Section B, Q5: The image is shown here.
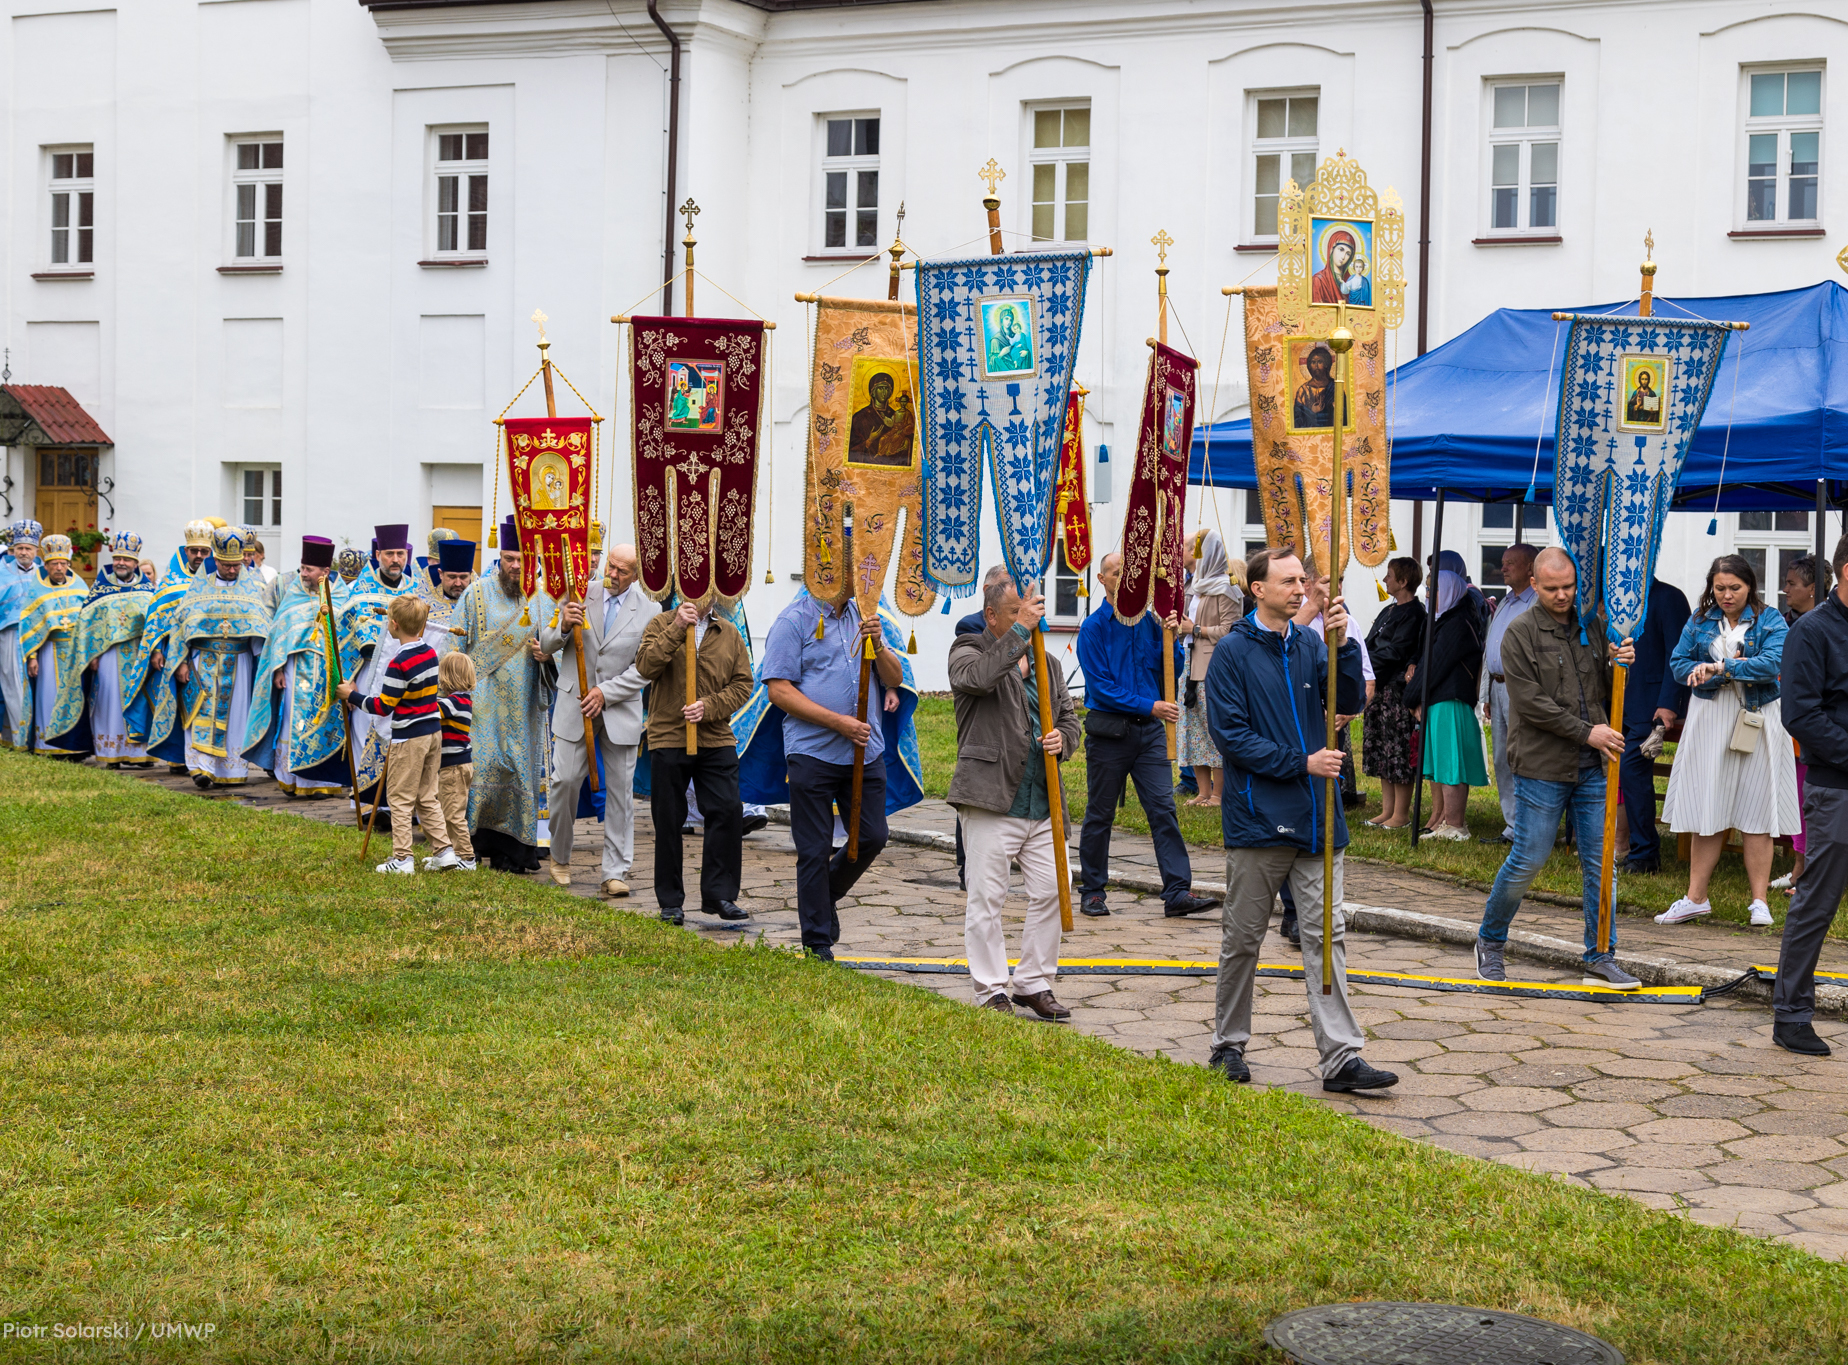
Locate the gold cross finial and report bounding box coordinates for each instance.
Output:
[1838,240,1848,277]
[1644,228,1655,259]
[680,198,700,238]
[978,159,1006,198]
[531,308,548,344]
[1151,229,1173,264]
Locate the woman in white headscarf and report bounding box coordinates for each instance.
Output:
[1402,567,1488,840]
[1178,528,1243,806]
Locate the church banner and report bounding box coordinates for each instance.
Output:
[503,416,595,602]
[1553,314,1733,641]
[1113,343,1195,625]
[1055,389,1092,574]
[628,316,766,608]
[914,249,1090,593]
[803,296,936,620]
[1243,287,1392,572]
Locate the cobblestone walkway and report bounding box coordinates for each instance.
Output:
[132,767,1848,1261]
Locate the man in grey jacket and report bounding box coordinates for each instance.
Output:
[541,543,650,898]
[947,576,1081,1020]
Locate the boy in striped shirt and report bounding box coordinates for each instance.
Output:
[434,651,477,872]
[338,595,453,873]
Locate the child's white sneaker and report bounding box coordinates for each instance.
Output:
[423,847,460,872]
[375,856,415,875]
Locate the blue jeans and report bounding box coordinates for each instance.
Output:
[1480,770,1616,964]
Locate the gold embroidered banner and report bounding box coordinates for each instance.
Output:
[804,296,935,620]
[1243,287,1391,570]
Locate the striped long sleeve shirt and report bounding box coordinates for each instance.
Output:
[356,641,441,739]
[438,692,472,767]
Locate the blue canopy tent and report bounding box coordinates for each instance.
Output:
[1189,281,1848,512]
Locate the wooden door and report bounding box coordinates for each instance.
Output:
[35,449,99,576]
[431,504,482,570]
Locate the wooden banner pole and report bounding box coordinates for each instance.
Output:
[1154,230,1178,761]
[680,201,701,755]
[1325,305,1354,997]
[322,578,362,824]
[361,743,393,864]
[535,315,598,794]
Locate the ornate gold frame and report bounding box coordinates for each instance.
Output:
[1276,151,1405,342]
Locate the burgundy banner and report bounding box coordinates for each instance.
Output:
[628,316,766,606]
[503,416,595,602]
[1113,342,1196,625]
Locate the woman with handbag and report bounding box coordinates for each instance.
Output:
[1362,556,1427,828]
[1178,529,1242,807]
[1658,554,1799,927]
[1402,567,1488,840]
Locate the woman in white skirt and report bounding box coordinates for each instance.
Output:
[1658,554,1798,928]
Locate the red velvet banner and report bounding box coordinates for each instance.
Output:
[1054,389,1091,572]
[628,316,766,606]
[1113,342,1196,625]
[503,415,595,601]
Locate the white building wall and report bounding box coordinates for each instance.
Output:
[3,0,1844,686]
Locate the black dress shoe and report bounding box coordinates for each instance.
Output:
[1623,858,1662,876]
[1478,834,1513,845]
[681,823,697,835]
[1011,990,1072,1022]
[192,773,213,790]
[1323,1057,1400,1092]
[705,900,750,921]
[1774,1021,1833,1057]
[1080,896,1110,918]
[1280,910,1301,949]
[740,813,769,836]
[1165,892,1223,918]
[658,907,685,926]
[1208,1045,1250,1083]
[806,946,836,963]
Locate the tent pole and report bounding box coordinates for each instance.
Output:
[1410,488,1444,849]
[1818,479,1828,596]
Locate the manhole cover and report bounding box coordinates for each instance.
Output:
[1264,1302,1623,1364]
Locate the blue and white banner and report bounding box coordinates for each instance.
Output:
[915,250,1090,595]
[1553,315,1732,641]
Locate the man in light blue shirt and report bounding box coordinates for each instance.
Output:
[1477,544,1538,842]
[762,594,905,959]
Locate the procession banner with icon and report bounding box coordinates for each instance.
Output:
[1113,343,1196,625]
[803,295,936,620]
[1054,389,1092,576]
[914,249,1091,593]
[628,316,768,608]
[503,416,596,602]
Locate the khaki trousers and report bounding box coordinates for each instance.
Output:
[386,732,448,862]
[438,765,475,862]
[961,806,1063,1002]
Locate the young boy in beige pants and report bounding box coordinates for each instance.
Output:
[434,651,477,871]
[338,595,451,873]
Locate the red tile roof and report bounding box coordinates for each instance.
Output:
[0,385,112,445]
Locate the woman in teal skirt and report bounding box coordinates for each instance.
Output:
[1401,569,1487,840]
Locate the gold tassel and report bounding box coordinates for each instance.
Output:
[519,600,530,626]
[589,524,602,553]
[1388,529,1398,552]
[488,526,499,549]
[907,630,917,655]
[764,568,774,584]
[1075,578,1089,598]
[814,611,825,641]
[1376,578,1390,602]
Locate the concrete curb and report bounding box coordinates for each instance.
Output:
[763,805,1847,1016]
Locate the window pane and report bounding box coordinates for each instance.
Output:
[1493,85,1526,128]
[1254,153,1279,196]
[1739,511,1772,531]
[1032,202,1055,242]
[1791,130,1820,173]
[854,117,878,155]
[1529,141,1558,183]
[1530,184,1557,229]
[1481,547,1508,585]
[824,210,845,249]
[1287,96,1317,137]
[1739,546,1768,590]
[1775,510,1810,533]
[1254,194,1278,237]
[1063,107,1090,148]
[1054,568,1078,618]
[1064,161,1088,204]
[1289,151,1316,189]
[825,170,846,210]
[856,169,878,210]
[53,153,73,179]
[237,220,255,258]
[438,175,458,214]
[78,227,92,263]
[1492,186,1517,230]
[1033,161,1055,203]
[1064,201,1087,241]
[467,174,487,213]
[265,181,283,220]
[1491,142,1519,186]
[76,151,93,178]
[1256,98,1286,139]
[855,209,877,247]
[263,141,283,169]
[1791,174,1818,222]
[1787,69,1822,116]
[467,209,486,253]
[464,131,488,160]
[52,192,70,228]
[1749,72,1785,117]
[826,119,851,157]
[1790,130,1819,219]
[1526,83,1559,127]
[1746,133,1778,220]
[1482,504,1514,528]
[237,143,259,171]
[438,213,456,253]
[264,217,282,257]
[439,133,463,161]
[1034,109,1060,148]
[51,229,68,265]
[271,470,282,527]
[77,192,92,228]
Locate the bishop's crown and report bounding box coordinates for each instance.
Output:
[4,519,43,547]
[39,534,74,563]
[109,530,143,557]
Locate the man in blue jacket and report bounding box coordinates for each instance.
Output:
[1075,552,1222,920]
[1619,577,1692,873]
[1203,546,1398,1093]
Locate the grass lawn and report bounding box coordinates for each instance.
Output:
[5,755,1845,1360]
[913,697,1805,937]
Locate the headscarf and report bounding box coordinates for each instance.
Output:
[1434,569,1468,617]
[1435,549,1469,579]
[1188,529,1235,604]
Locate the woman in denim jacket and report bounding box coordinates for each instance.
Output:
[1657,554,1800,928]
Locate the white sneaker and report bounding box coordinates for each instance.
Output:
[375,856,415,875]
[1750,900,1774,927]
[1654,897,1711,925]
[1431,825,1471,842]
[1770,873,1794,891]
[456,857,478,872]
[423,847,460,872]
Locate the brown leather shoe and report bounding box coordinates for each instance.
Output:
[601,879,630,898]
[1011,990,1072,1022]
[981,994,1015,1015]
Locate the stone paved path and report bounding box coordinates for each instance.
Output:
[129,766,1848,1261]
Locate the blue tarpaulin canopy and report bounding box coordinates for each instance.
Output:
[1189,281,1848,510]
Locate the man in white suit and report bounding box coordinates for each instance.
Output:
[542,542,650,897]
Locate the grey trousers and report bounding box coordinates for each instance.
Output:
[548,730,638,880]
[1489,680,1516,835]
[1212,847,1366,1077]
[1774,785,1848,1024]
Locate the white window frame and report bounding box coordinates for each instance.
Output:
[1483,79,1562,238]
[1738,64,1824,230]
[1245,89,1319,246]
[814,112,880,255]
[238,465,283,537]
[45,144,95,269]
[1734,510,1815,612]
[429,125,489,260]
[229,135,284,263]
[1037,540,1092,626]
[1026,101,1091,246]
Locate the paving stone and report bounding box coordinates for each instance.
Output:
[1654,1094,1763,1120]
[1722,1133,1847,1163]
[1683,1186,1816,1217]
[1627,1117,1754,1144]
[1422,1134,1519,1160]
[1587,1166,1713,1195]
[1684,1209,1797,1237]
[1492,1062,1602,1088]
[1500,1150,1613,1176]
[1569,1077,1681,1103]
[1415,1051,1522,1075]
[1593,1058,1701,1080]
[1611,1143,1726,1170]
[1782,1231,1848,1259]
[1787,1207,1848,1236]
[1431,1111,1547,1139]
[1455,1086,1574,1114]
[1546,1102,1659,1129]
[1703,1159,1840,1192]
[1513,1128,1637,1155]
